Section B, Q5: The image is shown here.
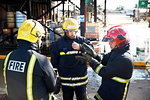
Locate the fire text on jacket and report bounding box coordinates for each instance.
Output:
[8,60,26,72]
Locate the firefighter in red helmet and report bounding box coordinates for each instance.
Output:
[76,25,134,100]
[103,25,130,47]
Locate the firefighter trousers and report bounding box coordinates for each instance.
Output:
[62,85,87,100]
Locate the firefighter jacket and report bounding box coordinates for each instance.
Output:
[89,44,134,100]
[3,40,57,100]
[51,34,93,87]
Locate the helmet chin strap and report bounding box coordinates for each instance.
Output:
[35,38,41,53]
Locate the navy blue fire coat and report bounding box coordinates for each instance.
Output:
[3,40,57,100]
[51,35,93,87]
[89,44,134,100]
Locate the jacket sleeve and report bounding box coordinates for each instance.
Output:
[95,55,101,62]
[50,42,60,70]
[41,57,57,93]
[90,55,132,78]
[101,52,112,66]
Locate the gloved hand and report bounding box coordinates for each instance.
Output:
[75,53,92,62]
[83,43,97,58]
[54,77,61,94]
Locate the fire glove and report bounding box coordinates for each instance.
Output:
[75,53,92,62]
[54,77,61,94]
[83,43,97,58]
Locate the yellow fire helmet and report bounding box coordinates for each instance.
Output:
[62,18,79,31]
[17,19,45,43]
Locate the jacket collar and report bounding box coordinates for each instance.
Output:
[112,43,130,53]
[17,40,38,51]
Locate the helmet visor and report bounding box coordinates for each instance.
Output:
[102,35,113,42]
[65,29,78,32]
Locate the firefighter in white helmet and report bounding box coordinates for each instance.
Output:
[3,19,57,100]
[51,18,94,100]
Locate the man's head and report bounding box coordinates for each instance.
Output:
[102,25,130,49]
[17,19,45,47]
[62,18,79,39]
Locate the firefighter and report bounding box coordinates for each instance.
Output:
[76,25,134,100]
[51,18,93,100]
[3,19,57,100]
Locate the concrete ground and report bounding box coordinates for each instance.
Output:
[126,80,150,100]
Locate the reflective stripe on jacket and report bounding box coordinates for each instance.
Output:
[60,51,82,55]
[94,64,130,83]
[60,75,88,87]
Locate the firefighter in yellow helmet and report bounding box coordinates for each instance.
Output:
[3,19,57,100]
[51,18,94,100]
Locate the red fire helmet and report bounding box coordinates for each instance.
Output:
[102,25,130,47]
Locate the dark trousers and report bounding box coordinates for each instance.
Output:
[62,85,87,100]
